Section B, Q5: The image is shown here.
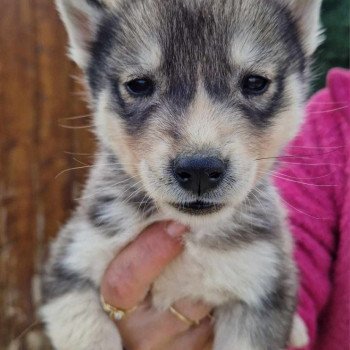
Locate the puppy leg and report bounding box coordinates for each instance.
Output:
[214,296,295,350]
[41,289,123,350]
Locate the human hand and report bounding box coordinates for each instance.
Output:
[101,221,214,350]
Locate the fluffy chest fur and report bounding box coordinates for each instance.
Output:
[152,239,280,309]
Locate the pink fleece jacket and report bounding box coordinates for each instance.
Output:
[276,68,350,350]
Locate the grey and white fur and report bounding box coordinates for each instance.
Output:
[41,0,323,349]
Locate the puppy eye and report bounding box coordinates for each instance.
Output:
[242,75,270,95]
[125,78,154,97]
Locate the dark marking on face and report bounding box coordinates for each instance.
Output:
[159,3,199,107]
[270,2,308,73]
[87,195,118,230]
[86,0,105,9]
[41,263,95,303]
[87,188,156,233]
[110,77,162,134]
[237,74,286,127]
[117,174,158,218]
[87,14,121,96]
[86,152,158,227]
[124,190,157,218]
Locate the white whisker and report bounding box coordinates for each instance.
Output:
[308,105,348,114]
[279,196,331,220]
[264,169,336,181]
[59,124,94,130]
[55,165,96,179]
[257,171,337,187]
[59,114,92,121]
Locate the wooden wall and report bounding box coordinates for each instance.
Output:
[0,1,95,348]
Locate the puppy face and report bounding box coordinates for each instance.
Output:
[58,0,322,221]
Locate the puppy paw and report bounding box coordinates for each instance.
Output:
[289,314,309,348]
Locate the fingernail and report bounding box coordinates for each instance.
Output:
[165,221,188,237]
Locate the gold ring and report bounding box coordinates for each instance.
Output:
[169,305,200,327]
[100,295,138,321]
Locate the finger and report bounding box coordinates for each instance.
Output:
[101,221,188,310]
[118,299,212,348]
[165,318,214,350]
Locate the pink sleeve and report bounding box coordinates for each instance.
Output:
[275,88,344,349]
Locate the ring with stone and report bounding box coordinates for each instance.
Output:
[100,295,138,322]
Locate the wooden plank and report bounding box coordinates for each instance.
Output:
[34,0,76,242]
[0,1,39,347]
[0,0,95,348]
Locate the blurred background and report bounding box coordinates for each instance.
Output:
[0,0,349,349]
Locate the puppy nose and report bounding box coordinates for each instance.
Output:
[173,156,227,195]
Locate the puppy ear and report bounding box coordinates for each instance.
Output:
[56,0,118,68]
[284,0,323,55]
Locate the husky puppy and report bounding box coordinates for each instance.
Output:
[41,0,322,349]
